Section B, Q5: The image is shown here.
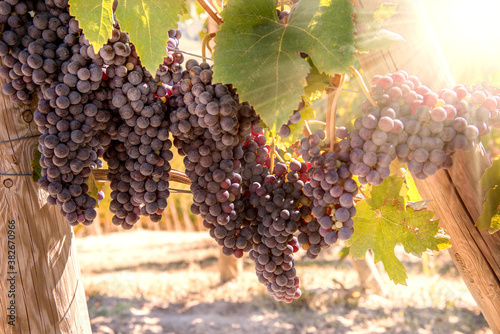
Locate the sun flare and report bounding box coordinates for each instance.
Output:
[424,0,500,84]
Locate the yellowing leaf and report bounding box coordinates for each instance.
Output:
[404,171,422,201]
[435,228,452,251]
[480,158,500,192]
[373,2,397,22]
[69,0,114,50]
[115,0,187,75]
[477,159,500,233]
[303,57,331,103]
[86,170,100,207]
[476,186,500,234]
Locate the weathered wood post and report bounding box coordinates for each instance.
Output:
[0,81,91,332]
[356,0,500,332]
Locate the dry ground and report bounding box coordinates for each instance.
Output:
[75,230,491,334]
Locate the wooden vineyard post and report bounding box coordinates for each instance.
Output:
[352,252,386,296]
[0,85,91,331]
[355,0,500,331]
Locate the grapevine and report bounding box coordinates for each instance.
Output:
[1,0,499,304]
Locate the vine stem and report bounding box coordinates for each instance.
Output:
[330,73,347,152]
[273,148,285,163]
[326,86,362,94]
[348,66,377,107]
[197,0,223,25]
[325,77,334,144]
[168,188,193,194]
[202,33,216,62]
[357,185,368,200]
[303,121,313,137]
[270,136,276,172]
[92,169,191,185]
[326,73,346,152]
[167,47,213,61]
[307,120,327,126]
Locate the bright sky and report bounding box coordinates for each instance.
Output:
[424,0,500,85]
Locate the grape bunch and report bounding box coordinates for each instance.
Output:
[298,128,357,257]
[167,59,260,257]
[104,143,141,229]
[247,161,306,302]
[96,29,173,228]
[0,0,179,227]
[347,102,398,185]
[348,70,500,184]
[240,132,271,186]
[0,0,50,105]
[29,0,113,225]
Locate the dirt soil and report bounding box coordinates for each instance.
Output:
[75,230,492,334]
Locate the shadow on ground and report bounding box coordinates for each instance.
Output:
[87,255,219,274]
[88,293,490,334]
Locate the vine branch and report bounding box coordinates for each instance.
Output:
[307,120,326,126]
[92,169,191,185]
[303,121,312,137]
[167,47,213,61]
[270,136,276,172]
[202,33,216,62]
[327,73,347,151]
[348,66,377,107]
[198,0,224,25]
[273,148,285,163]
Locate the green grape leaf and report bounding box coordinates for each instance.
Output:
[115,0,187,75]
[68,0,114,50]
[213,0,355,133]
[355,28,404,53]
[303,58,332,103]
[31,148,42,182]
[348,175,451,285]
[401,208,450,256]
[348,200,408,284]
[476,186,500,234]
[86,170,100,207]
[480,159,500,192]
[373,2,398,22]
